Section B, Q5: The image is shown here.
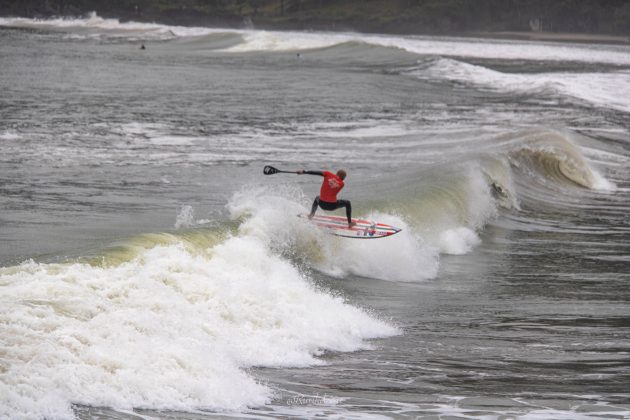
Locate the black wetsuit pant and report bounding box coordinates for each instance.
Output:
[310,196,352,224]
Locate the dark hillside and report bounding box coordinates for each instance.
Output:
[1,0,629,35]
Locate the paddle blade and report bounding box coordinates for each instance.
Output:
[263,165,279,175]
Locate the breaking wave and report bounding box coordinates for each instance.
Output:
[504,130,617,191]
[0,124,618,419]
[0,203,399,418]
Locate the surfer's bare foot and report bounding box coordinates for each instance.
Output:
[308,214,314,220]
[348,221,357,228]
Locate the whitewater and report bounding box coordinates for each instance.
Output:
[1,13,629,420]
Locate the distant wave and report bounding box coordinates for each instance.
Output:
[415,58,630,113]
[0,12,233,41]
[2,13,630,65]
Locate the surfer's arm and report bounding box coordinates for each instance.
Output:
[297,170,324,176]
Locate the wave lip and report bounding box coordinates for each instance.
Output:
[505,130,617,191]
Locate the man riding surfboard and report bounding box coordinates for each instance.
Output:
[297,169,356,228]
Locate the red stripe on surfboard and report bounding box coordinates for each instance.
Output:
[309,221,400,234]
[308,215,397,229]
[298,214,401,237]
[315,224,396,237]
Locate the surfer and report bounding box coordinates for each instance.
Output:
[297,169,356,227]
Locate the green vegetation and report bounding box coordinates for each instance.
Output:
[2,0,629,35]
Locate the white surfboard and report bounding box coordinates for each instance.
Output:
[298,214,401,239]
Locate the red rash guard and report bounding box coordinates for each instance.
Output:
[320,171,344,203]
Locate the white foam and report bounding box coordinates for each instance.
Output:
[438,227,482,255]
[0,131,21,141]
[422,59,630,113]
[579,149,622,191]
[382,35,630,65]
[589,169,617,192]
[0,213,397,418]
[223,30,630,65]
[326,213,439,282]
[228,186,440,283]
[225,30,630,65]
[226,30,349,52]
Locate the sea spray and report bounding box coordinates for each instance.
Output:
[228,185,439,282]
[328,213,439,282]
[438,227,482,255]
[175,205,195,229]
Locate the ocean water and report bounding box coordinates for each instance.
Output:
[1,13,629,420]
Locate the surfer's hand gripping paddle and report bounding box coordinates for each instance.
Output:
[263,165,299,175]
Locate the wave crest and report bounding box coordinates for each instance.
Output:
[507,130,613,190]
